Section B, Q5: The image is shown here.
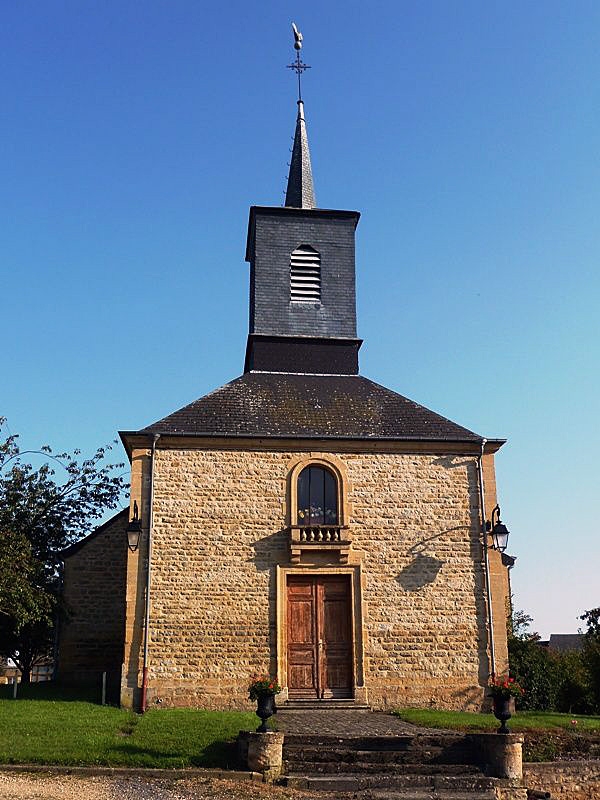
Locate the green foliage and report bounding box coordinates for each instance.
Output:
[0,528,52,628]
[0,418,128,680]
[507,611,557,710]
[507,605,600,714]
[581,607,600,712]
[248,674,282,700]
[0,690,257,768]
[554,649,595,715]
[489,675,525,700]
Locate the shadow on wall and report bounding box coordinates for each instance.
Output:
[452,683,488,712]
[250,529,289,680]
[396,526,467,592]
[431,455,475,470]
[396,552,444,591]
[251,529,289,573]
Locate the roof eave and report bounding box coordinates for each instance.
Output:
[120,430,487,446]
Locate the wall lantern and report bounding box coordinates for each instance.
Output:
[486,504,510,553]
[127,501,142,552]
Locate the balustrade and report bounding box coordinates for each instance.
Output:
[298,526,342,542]
[289,524,350,565]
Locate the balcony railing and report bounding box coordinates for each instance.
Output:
[298,525,342,542]
[289,524,351,564]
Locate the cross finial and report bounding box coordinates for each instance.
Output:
[287,22,311,102]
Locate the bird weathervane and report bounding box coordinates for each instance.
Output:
[287,22,311,102]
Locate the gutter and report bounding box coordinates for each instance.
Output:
[141,433,160,712]
[477,437,496,679]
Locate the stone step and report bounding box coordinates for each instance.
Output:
[283,773,498,794]
[286,760,483,776]
[359,793,497,800]
[283,733,464,750]
[283,744,477,765]
[281,700,371,710]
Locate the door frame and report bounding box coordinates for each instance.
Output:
[276,565,367,704]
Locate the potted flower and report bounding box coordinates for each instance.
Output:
[488,676,525,733]
[249,675,282,732]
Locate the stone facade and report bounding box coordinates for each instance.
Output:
[120,440,508,710]
[58,510,128,701]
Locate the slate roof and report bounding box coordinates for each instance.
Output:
[285,101,316,208]
[547,634,584,653]
[135,372,482,442]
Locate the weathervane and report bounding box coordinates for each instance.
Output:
[287,22,311,102]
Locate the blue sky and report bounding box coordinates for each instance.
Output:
[3,1,599,638]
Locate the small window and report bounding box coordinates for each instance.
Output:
[297,466,338,525]
[290,245,321,302]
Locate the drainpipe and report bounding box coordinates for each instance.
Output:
[141,433,160,712]
[477,437,497,679]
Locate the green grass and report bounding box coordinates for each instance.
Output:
[394,707,600,733]
[0,688,259,768]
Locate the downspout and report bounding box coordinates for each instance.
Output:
[141,433,160,712]
[477,437,496,679]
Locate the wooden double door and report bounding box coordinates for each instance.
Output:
[287,575,353,699]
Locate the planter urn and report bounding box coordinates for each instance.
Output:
[256,693,276,732]
[492,696,513,734]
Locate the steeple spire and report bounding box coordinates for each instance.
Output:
[285,23,316,209]
[285,100,316,208]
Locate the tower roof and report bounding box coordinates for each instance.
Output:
[285,101,316,208]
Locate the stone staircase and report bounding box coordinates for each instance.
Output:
[281,732,525,798]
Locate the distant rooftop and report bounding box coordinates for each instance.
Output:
[546,633,584,652]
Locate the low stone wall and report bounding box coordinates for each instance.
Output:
[524,760,600,800]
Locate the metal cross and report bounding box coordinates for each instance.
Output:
[287,29,311,102]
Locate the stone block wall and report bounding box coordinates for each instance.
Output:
[524,760,600,799]
[123,444,507,710]
[59,509,128,699]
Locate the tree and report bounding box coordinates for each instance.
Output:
[580,607,600,713]
[507,607,557,711]
[0,418,128,681]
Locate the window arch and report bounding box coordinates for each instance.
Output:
[290,245,321,302]
[296,465,338,526]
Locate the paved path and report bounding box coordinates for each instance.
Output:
[275,709,422,737]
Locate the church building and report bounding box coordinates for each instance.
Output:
[58,51,511,711]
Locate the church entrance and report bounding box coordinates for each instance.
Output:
[287,575,353,699]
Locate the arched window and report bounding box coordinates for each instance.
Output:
[290,245,321,302]
[297,465,338,526]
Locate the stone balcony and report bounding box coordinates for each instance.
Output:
[289,525,352,565]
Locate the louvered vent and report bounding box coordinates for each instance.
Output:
[290,245,321,302]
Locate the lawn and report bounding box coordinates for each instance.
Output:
[394,708,600,761]
[0,684,259,768]
[393,707,600,733]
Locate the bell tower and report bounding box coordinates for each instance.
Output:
[244,36,362,375]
